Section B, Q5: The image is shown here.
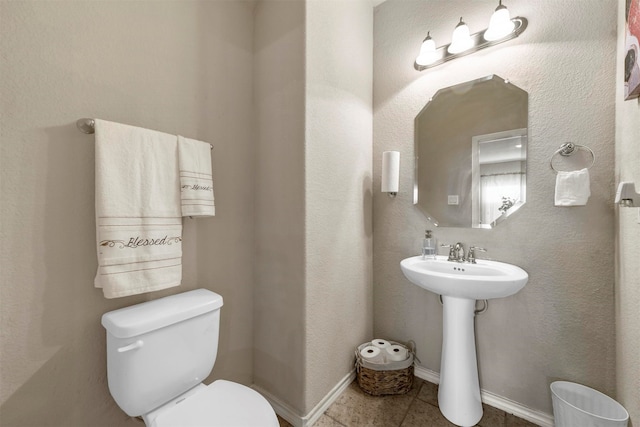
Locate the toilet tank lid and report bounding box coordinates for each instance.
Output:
[101,289,223,338]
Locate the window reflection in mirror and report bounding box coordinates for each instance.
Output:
[414,75,528,228]
[472,129,527,228]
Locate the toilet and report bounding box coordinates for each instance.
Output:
[101,289,279,427]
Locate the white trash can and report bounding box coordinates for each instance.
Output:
[551,381,629,427]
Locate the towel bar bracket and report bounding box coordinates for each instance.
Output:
[77,118,95,134]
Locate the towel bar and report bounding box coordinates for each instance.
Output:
[76,118,213,150]
[550,143,594,173]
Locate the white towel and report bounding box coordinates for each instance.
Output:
[555,168,591,206]
[94,119,182,298]
[178,136,215,217]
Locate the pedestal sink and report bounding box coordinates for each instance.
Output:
[400,255,528,427]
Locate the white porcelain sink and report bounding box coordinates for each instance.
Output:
[400,255,528,426]
[400,255,528,300]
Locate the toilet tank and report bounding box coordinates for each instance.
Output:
[101,289,223,417]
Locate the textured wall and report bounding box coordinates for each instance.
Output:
[373,0,617,416]
[253,0,374,416]
[305,0,374,414]
[0,1,255,425]
[615,0,640,425]
[253,0,307,414]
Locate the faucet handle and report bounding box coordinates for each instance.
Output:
[467,246,487,264]
[440,243,457,261]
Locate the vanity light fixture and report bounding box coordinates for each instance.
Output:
[414,1,527,71]
[448,18,473,54]
[415,32,438,67]
[484,0,516,41]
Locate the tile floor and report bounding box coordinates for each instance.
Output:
[277,378,539,427]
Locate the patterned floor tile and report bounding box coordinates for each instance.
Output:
[312,414,346,426]
[416,381,439,407]
[400,398,457,427]
[276,378,541,427]
[324,380,422,426]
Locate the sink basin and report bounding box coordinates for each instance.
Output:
[400,255,528,300]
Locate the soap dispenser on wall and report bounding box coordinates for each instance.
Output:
[422,230,437,259]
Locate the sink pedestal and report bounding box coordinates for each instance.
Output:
[438,296,482,427]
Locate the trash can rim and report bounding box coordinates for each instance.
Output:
[550,381,629,423]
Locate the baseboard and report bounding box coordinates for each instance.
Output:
[414,365,555,427]
[414,364,441,385]
[252,370,356,427]
[301,370,355,427]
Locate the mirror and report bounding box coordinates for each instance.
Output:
[414,75,528,228]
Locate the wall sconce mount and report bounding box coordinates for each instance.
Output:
[615,182,640,207]
[381,151,400,198]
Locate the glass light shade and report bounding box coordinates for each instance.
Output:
[484,4,515,41]
[416,35,438,66]
[448,18,473,54]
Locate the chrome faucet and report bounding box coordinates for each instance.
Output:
[442,242,488,263]
[452,242,465,262]
[467,246,487,264]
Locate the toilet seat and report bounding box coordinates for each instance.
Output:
[149,380,279,427]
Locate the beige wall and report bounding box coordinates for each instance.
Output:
[0,1,255,425]
[615,0,640,425]
[305,0,373,414]
[1,1,373,424]
[253,0,373,417]
[253,0,307,414]
[373,0,617,416]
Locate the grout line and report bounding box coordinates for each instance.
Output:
[324,413,347,427]
[397,385,419,427]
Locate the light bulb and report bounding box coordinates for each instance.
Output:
[448,18,473,54]
[484,1,515,41]
[415,33,438,66]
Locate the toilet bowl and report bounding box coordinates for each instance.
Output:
[102,289,278,427]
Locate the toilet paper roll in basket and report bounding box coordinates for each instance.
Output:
[371,339,390,350]
[359,345,385,364]
[356,342,414,371]
[386,345,409,362]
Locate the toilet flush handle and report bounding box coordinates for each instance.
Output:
[117,340,144,353]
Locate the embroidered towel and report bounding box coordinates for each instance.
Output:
[178,136,215,217]
[555,168,591,206]
[94,119,182,298]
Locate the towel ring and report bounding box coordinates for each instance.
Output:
[550,143,595,173]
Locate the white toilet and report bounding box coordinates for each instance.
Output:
[101,289,279,427]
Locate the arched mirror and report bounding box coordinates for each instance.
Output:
[414,75,528,228]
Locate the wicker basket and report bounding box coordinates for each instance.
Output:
[355,342,414,396]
